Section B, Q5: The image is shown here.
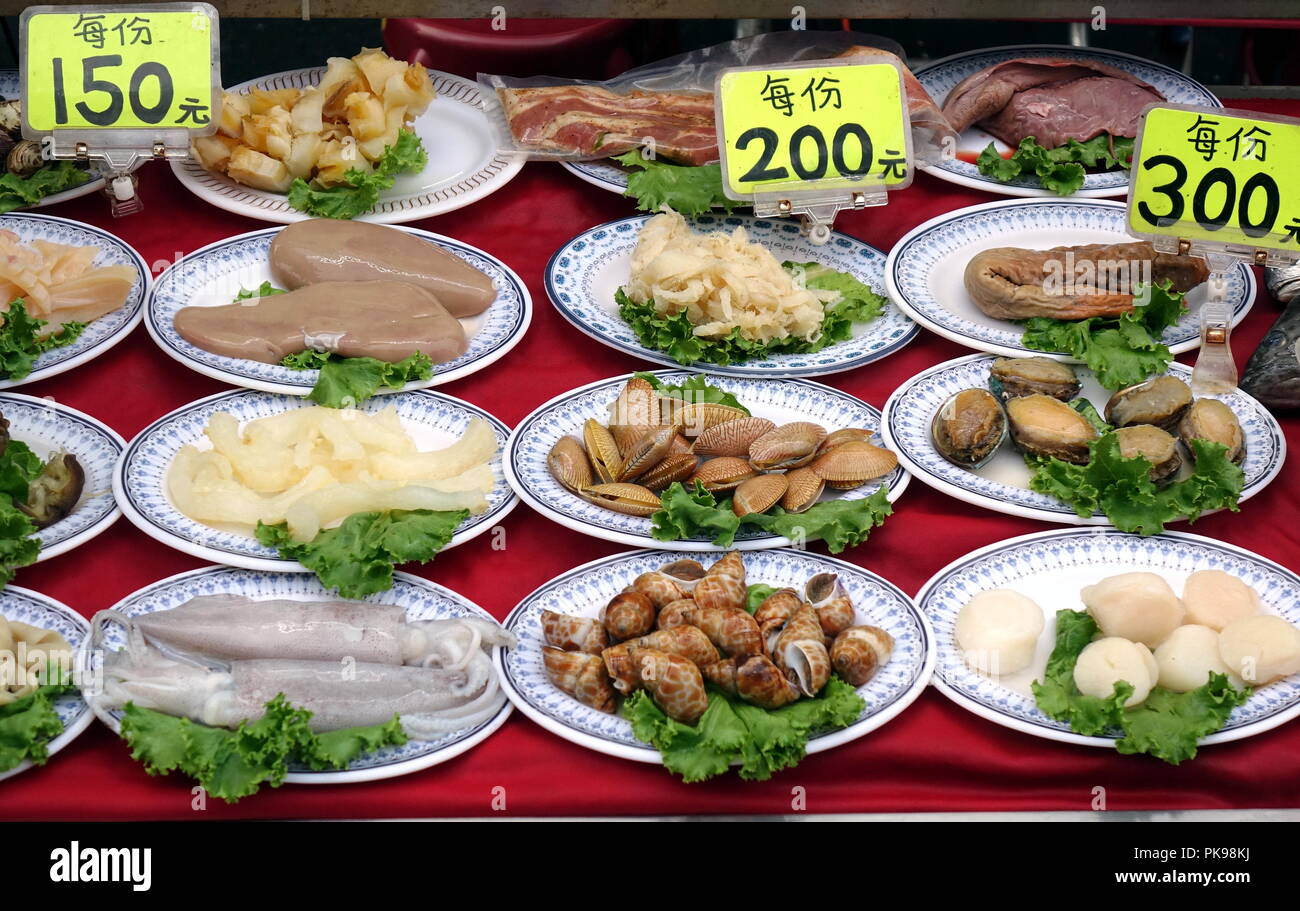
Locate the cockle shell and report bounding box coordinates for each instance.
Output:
[805,572,854,637]
[816,428,875,455]
[688,456,757,492]
[830,625,894,686]
[749,422,828,471]
[628,646,708,724]
[629,572,686,610]
[809,441,898,489]
[607,376,660,448]
[732,473,789,517]
[543,646,616,713]
[547,436,593,494]
[773,604,832,697]
[673,402,749,438]
[637,453,698,492]
[582,418,622,483]
[581,483,660,517]
[603,625,719,693]
[691,417,777,458]
[617,426,676,482]
[541,610,608,655]
[600,591,656,642]
[780,467,825,513]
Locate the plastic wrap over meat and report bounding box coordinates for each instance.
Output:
[479,31,957,167]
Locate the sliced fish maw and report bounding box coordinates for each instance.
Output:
[269,219,497,318]
[174,279,467,364]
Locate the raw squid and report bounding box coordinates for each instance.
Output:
[0,231,136,328]
[96,595,514,667]
[89,605,515,739]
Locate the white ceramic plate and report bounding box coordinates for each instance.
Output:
[913,45,1222,198]
[112,387,517,571]
[885,198,1255,359]
[0,586,92,783]
[546,214,917,378]
[171,67,524,224]
[84,566,511,784]
[916,528,1300,748]
[0,392,124,562]
[561,159,629,195]
[881,353,1285,526]
[0,70,105,210]
[498,548,933,766]
[0,213,148,390]
[145,226,532,395]
[505,370,909,551]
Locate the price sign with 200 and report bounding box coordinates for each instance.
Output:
[23,8,217,133]
[717,62,911,198]
[1129,105,1300,252]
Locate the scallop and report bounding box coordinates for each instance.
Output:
[1114,424,1182,483]
[1178,398,1245,464]
[1005,394,1098,463]
[1105,376,1193,430]
[931,388,1007,468]
[988,357,1081,402]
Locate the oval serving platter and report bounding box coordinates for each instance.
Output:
[546,214,917,378]
[84,566,512,784]
[145,225,532,395]
[912,44,1222,198]
[916,528,1300,749]
[0,71,105,209]
[881,353,1285,526]
[885,198,1255,360]
[112,387,517,572]
[0,392,124,561]
[0,213,148,390]
[0,586,92,783]
[171,67,524,225]
[505,370,909,551]
[497,548,934,765]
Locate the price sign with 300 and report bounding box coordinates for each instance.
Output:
[716,61,911,199]
[21,5,218,133]
[1129,104,1300,253]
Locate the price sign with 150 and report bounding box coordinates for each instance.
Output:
[1128,104,1300,252]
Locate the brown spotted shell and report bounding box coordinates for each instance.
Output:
[600,591,656,642]
[629,572,687,609]
[749,422,828,471]
[688,456,757,492]
[780,467,825,513]
[656,597,697,630]
[809,441,898,489]
[691,417,777,458]
[540,610,608,655]
[602,626,720,694]
[830,625,894,686]
[773,604,832,696]
[735,654,801,708]
[547,435,592,494]
[543,647,616,713]
[581,483,660,517]
[693,552,746,612]
[731,473,789,517]
[658,559,705,589]
[628,647,708,724]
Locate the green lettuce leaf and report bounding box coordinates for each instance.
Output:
[1031,609,1130,735]
[1020,283,1188,390]
[975,134,1131,195]
[0,298,87,381]
[233,281,285,301]
[621,677,865,782]
[650,481,741,547]
[745,583,779,614]
[0,440,45,503]
[632,372,749,413]
[282,351,434,408]
[612,150,738,218]
[1027,434,1244,535]
[120,694,407,803]
[785,260,888,349]
[0,680,68,772]
[0,498,39,589]
[1116,673,1251,765]
[0,162,92,214]
[287,129,427,219]
[256,508,468,598]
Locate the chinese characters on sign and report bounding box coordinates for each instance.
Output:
[1185,115,1271,163]
[72,13,153,49]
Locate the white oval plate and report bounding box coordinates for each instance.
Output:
[0,213,148,390]
[0,392,124,562]
[85,566,511,784]
[0,586,92,783]
[171,67,525,224]
[0,71,104,209]
[498,548,933,765]
[145,226,532,395]
[113,388,517,572]
[881,353,1285,526]
[885,198,1255,359]
[561,159,629,195]
[913,45,1222,198]
[505,370,909,551]
[917,528,1300,749]
[546,214,918,378]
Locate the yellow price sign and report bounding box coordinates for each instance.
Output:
[716,61,911,199]
[1128,104,1300,253]
[21,4,218,133]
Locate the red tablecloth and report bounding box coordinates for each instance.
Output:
[4,98,1298,821]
